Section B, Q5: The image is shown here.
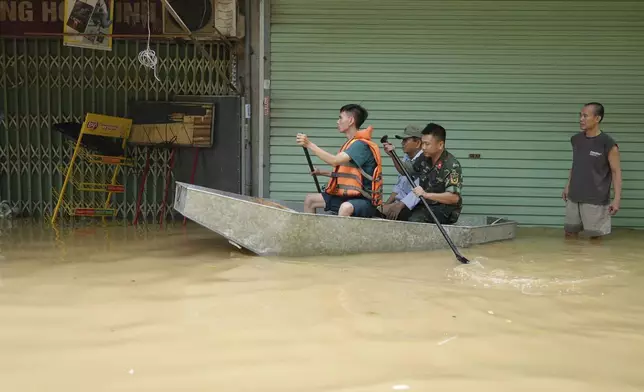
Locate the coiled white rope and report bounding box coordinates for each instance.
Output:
[138,0,161,82]
[138,47,160,81]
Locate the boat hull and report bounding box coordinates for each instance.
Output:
[173,182,517,257]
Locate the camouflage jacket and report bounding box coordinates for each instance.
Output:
[402,150,463,208]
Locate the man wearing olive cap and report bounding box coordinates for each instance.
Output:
[381,124,424,220]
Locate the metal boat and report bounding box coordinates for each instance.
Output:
[173,182,517,257]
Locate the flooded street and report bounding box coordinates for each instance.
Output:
[0,221,643,391]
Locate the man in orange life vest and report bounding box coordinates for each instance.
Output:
[296,104,384,218]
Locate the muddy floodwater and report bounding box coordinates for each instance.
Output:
[0,221,643,391]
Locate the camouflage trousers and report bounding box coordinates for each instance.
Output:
[398,203,460,225]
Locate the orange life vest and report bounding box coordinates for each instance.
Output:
[324,126,384,207]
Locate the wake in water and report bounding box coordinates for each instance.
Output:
[447,256,624,296]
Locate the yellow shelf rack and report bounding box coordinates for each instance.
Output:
[51,113,133,224]
[51,187,116,218]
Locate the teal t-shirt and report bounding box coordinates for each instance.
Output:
[344,140,377,193]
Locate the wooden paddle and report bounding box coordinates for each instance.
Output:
[381,135,470,264]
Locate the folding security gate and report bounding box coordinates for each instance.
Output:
[0,37,236,222]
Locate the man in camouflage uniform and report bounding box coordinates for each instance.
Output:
[383,122,463,224]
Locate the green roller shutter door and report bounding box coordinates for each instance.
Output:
[269,0,644,228]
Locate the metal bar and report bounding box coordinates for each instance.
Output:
[107,46,125,222]
[45,39,52,217]
[126,40,138,222]
[243,0,252,195]
[152,148,159,224]
[194,42,199,94]
[91,48,98,209]
[241,95,250,195]
[124,40,129,119]
[155,41,160,100]
[201,44,207,95]
[133,149,151,225]
[22,32,241,39]
[262,0,272,198]
[44,39,51,217]
[104,152,127,211]
[13,39,21,211]
[165,40,170,94]
[220,44,226,95]
[55,40,63,219]
[23,39,32,216]
[244,0,251,91]
[106,47,112,115]
[159,147,176,227]
[258,0,265,197]
[79,47,86,208]
[0,39,8,204]
[0,40,6,201]
[51,122,85,224]
[140,39,157,224]
[35,39,42,217]
[205,45,213,95]
[66,44,73,214]
[92,48,97,114]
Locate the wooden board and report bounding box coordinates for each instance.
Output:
[128,101,215,147]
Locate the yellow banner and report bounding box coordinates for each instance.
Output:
[81,113,132,139]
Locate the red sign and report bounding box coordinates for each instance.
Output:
[100,156,121,164]
[106,184,125,192]
[0,0,164,36]
[73,208,114,216]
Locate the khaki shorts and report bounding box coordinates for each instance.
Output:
[564,200,611,237]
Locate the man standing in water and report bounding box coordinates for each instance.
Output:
[296,104,383,218]
[381,124,424,220]
[563,102,622,239]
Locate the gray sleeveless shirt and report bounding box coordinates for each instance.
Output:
[568,131,617,205]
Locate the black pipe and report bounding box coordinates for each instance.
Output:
[243,0,252,195]
[303,148,322,193]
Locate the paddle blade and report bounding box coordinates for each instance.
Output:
[457,254,470,264]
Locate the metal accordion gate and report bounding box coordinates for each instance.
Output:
[0,37,236,223]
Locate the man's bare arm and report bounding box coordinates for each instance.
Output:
[563,168,572,200]
[608,145,622,204]
[296,133,352,167]
[312,168,333,177]
[307,143,351,167]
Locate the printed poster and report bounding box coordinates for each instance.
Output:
[63,0,115,51]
